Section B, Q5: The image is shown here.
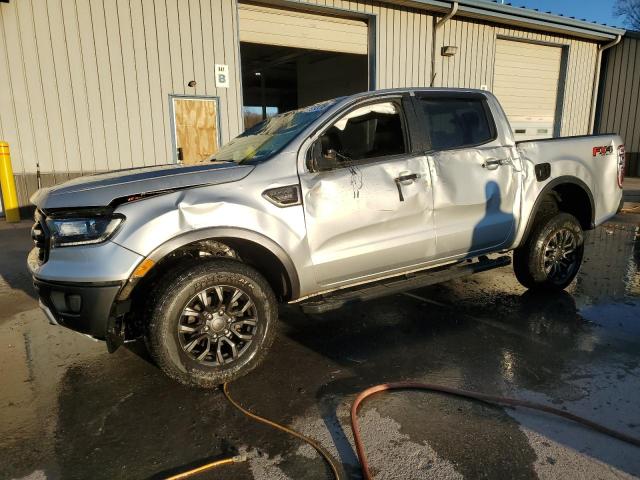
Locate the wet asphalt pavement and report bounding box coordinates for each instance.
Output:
[1,213,639,480]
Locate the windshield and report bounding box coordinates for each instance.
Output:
[210,99,338,164]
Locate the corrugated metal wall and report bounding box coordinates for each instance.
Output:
[0,0,603,210]
[596,34,640,177]
[0,0,243,210]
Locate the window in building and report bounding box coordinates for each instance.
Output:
[419,98,494,150]
[243,106,279,130]
[320,102,406,162]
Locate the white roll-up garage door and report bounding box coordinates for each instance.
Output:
[238,3,368,55]
[493,39,563,141]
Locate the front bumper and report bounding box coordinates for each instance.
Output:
[33,278,122,339]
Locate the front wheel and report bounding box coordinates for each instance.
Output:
[513,213,584,291]
[145,259,278,388]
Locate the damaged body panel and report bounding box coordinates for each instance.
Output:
[27,88,624,386]
[428,145,520,258]
[31,162,255,210]
[300,153,435,287]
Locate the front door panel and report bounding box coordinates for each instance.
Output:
[300,154,435,286]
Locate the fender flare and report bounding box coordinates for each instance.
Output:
[145,227,301,299]
[520,176,595,244]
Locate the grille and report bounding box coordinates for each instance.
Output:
[31,211,49,264]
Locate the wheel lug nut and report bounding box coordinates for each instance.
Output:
[218,310,224,315]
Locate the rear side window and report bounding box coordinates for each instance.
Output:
[418,97,494,150]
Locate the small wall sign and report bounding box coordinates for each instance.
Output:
[215,64,229,88]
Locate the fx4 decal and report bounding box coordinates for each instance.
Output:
[593,145,613,156]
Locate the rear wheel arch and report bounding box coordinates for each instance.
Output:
[522,177,594,243]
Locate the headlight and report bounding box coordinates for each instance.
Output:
[46,214,124,248]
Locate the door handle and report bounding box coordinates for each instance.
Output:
[482,158,509,170]
[395,172,420,184]
[394,172,420,202]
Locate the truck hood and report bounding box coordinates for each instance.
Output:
[31,162,254,210]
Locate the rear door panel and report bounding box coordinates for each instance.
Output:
[413,92,520,258]
[429,145,518,257]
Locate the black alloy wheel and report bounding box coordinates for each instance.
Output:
[177,285,258,365]
[145,259,278,388]
[513,212,584,291]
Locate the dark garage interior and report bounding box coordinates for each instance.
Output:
[240,42,368,129]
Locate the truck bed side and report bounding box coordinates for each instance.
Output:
[513,134,624,246]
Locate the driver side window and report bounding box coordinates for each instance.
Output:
[320,101,406,163]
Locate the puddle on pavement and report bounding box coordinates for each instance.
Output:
[0,219,638,480]
[577,223,639,303]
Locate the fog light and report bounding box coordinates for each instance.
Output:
[66,294,82,313]
[50,291,66,312]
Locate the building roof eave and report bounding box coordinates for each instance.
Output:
[387,0,626,42]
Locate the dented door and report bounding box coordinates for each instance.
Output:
[429,146,518,258]
[413,92,518,259]
[300,154,435,287]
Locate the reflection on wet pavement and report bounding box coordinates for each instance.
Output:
[0,217,638,479]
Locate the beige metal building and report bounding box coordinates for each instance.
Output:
[0,0,626,214]
[596,31,640,177]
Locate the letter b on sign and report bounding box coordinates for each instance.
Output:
[215,64,229,88]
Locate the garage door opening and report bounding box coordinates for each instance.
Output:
[239,3,369,129]
[493,38,564,141]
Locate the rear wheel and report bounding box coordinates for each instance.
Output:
[145,259,278,388]
[513,213,584,291]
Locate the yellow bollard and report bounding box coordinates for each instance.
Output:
[0,141,21,223]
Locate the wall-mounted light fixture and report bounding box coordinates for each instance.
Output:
[441,46,458,57]
[187,80,197,87]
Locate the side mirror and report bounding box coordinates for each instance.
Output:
[307,141,338,172]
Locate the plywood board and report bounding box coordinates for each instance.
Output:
[173,98,219,165]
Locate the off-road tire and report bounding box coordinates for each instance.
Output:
[145,259,278,388]
[513,213,584,291]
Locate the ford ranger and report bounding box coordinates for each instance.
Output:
[27,88,625,387]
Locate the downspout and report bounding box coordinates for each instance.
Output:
[589,34,621,134]
[430,1,458,87]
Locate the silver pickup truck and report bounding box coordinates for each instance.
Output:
[28,88,625,387]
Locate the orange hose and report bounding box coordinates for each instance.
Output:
[165,381,640,480]
[164,456,240,479]
[223,383,343,479]
[351,382,640,480]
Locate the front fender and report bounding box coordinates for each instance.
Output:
[111,183,310,298]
